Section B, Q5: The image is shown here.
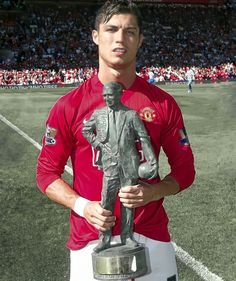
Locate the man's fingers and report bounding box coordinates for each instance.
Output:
[92,223,113,232]
[120,197,143,203]
[93,212,116,223]
[119,185,143,198]
[119,191,142,199]
[95,205,113,216]
[120,185,139,193]
[118,183,152,207]
[90,216,115,231]
[120,198,143,209]
[84,201,116,231]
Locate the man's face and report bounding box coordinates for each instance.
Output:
[92,13,143,69]
[103,89,121,107]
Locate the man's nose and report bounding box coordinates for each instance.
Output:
[115,29,125,42]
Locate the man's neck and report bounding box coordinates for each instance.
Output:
[98,63,136,89]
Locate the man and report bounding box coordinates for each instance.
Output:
[186,67,195,93]
[36,1,195,281]
[82,81,158,252]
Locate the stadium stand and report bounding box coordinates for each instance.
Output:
[0,1,235,85]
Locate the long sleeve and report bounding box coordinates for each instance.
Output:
[36,98,74,193]
[160,97,195,191]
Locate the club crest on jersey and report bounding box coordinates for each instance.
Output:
[45,125,57,145]
[139,107,156,122]
[179,127,189,146]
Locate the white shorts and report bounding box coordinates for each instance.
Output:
[70,233,178,281]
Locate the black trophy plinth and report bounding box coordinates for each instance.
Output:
[92,244,148,280]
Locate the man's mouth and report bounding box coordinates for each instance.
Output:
[113,48,126,55]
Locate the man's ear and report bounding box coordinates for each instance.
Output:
[92,30,99,45]
[138,34,144,48]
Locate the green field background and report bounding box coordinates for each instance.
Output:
[0,82,235,281]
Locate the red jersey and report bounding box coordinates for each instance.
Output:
[36,74,195,250]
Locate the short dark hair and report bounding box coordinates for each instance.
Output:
[95,0,142,33]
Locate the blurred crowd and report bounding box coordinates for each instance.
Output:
[0,2,235,85]
[139,63,236,83]
[1,63,235,86]
[0,67,97,85]
[0,0,26,10]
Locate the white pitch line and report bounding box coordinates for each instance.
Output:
[0,113,73,175]
[172,242,224,281]
[0,113,224,281]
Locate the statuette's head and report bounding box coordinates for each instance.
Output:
[103,82,124,108]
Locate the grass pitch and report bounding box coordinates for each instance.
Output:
[0,82,235,281]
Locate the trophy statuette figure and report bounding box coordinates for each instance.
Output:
[82,82,158,280]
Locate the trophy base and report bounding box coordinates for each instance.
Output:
[92,244,148,280]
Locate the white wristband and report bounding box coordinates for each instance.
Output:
[73,197,90,217]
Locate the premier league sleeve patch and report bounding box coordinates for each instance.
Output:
[179,127,189,146]
[45,125,57,145]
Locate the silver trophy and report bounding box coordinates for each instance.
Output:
[82,82,158,280]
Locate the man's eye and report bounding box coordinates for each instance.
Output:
[127,30,135,35]
[106,28,116,32]
[126,29,137,36]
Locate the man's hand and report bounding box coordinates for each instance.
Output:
[84,201,116,232]
[118,181,159,208]
[118,176,180,208]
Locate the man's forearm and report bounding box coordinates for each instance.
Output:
[45,178,79,210]
[152,175,180,200]
[45,179,96,219]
